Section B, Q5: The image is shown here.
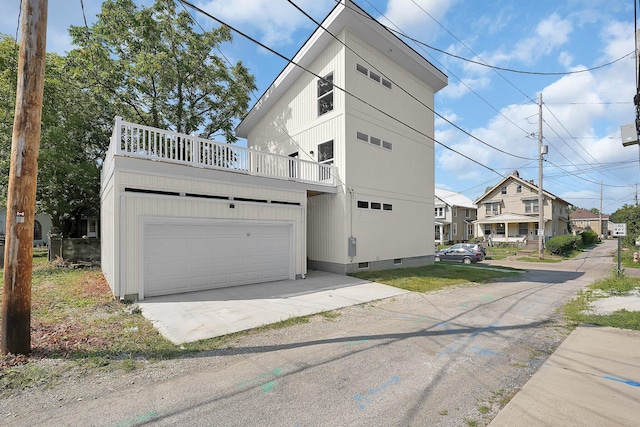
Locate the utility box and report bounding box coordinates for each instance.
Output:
[621,123,638,147]
[348,237,356,257]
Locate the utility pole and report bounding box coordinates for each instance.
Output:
[1,0,48,356]
[538,93,545,259]
[599,181,604,238]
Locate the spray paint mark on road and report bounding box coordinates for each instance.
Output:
[237,368,283,394]
[604,375,640,387]
[437,324,499,358]
[353,376,400,410]
[346,338,370,347]
[115,412,159,427]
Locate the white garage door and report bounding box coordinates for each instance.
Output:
[143,220,292,298]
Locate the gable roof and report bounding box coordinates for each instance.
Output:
[570,208,609,220]
[236,0,448,137]
[435,188,476,209]
[474,171,570,206]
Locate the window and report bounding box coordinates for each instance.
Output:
[484,224,491,236]
[453,223,458,236]
[358,200,392,211]
[518,223,528,236]
[356,131,392,151]
[34,220,42,240]
[465,208,471,218]
[358,262,370,269]
[435,207,444,217]
[516,184,522,193]
[355,63,392,90]
[496,223,505,235]
[501,186,507,195]
[453,208,457,217]
[318,72,334,116]
[393,258,402,265]
[318,140,334,164]
[486,203,499,216]
[467,224,473,238]
[524,199,539,213]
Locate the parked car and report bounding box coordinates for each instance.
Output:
[434,247,483,264]
[448,243,486,260]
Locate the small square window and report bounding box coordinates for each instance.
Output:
[357,200,369,209]
[358,262,370,269]
[356,64,368,75]
[382,79,392,89]
[383,204,392,211]
[382,140,393,150]
[356,131,368,142]
[370,202,381,210]
[393,258,402,265]
[369,71,381,83]
[318,140,334,163]
[370,137,381,146]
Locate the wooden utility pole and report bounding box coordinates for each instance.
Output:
[538,93,544,260]
[1,0,48,356]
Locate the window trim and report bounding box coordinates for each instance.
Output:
[317,72,334,116]
[355,63,393,90]
[355,131,392,151]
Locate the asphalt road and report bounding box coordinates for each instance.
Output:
[4,240,617,427]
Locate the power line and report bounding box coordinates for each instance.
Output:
[177,0,508,178]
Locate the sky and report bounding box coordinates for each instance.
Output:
[1,0,639,214]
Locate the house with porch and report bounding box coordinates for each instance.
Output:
[434,189,477,245]
[473,171,571,245]
[570,208,609,237]
[100,0,447,300]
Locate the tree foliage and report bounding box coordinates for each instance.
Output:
[610,204,640,248]
[68,0,256,141]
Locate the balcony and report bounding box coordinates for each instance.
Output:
[102,117,336,188]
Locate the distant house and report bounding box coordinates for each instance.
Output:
[100,0,448,300]
[570,209,609,237]
[0,207,52,246]
[474,171,571,244]
[434,189,477,244]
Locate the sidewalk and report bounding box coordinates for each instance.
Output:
[489,325,640,426]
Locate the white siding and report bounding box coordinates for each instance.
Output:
[100,168,117,296]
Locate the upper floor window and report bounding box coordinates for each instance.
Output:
[318,140,334,164]
[516,184,522,193]
[501,185,507,195]
[435,207,444,217]
[453,208,457,217]
[486,202,499,216]
[465,208,471,218]
[524,199,539,213]
[356,131,392,151]
[318,72,334,116]
[355,63,392,89]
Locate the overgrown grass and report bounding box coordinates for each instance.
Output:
[562,272,640,330]
[352,263,522,293]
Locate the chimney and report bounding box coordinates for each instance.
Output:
[529,179,534,184]
[513,170,519,178]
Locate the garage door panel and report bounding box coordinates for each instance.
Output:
[144,221,292,297]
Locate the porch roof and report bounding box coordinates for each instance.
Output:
[474,213,548,224]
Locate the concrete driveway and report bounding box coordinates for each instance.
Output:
[138,270,409,344]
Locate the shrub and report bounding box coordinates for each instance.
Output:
[581,230,599,245]
[545,235,581,255]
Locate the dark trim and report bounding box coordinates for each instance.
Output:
[124,187,180,197]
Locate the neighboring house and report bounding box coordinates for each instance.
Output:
[100,0,447,300]
[570,209,609,237]
[0,207,52,246]
[474,171,571,244]
[434,189,477,245]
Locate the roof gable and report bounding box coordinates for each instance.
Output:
[474,172,569,206]
[435,188,476,209]
[236,0,447,137]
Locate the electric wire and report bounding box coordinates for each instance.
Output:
[178,0,508,178]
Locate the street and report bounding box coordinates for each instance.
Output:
[4,241,617,426]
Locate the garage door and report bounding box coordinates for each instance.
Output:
[143,220,292,298]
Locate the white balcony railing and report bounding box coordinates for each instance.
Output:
[102,117,336,187]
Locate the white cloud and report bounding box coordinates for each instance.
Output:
[378,0,459,41]
[201,0,334,47]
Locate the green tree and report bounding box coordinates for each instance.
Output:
[67,0,256,141]
[610,204,640,248]
[0,35,116,235]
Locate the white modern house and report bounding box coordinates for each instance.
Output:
[100,0,447,300]
[434,189,477,245]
